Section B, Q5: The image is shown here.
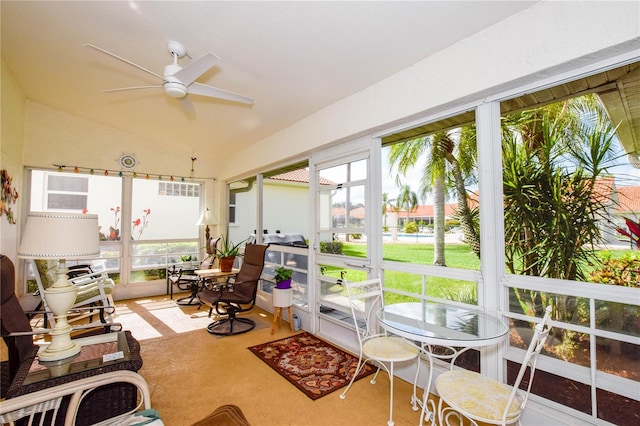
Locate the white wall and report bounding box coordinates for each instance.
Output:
[229,179,309,244]
[22,102,220,181]
[0,61,26,261]
[263,181,309,237]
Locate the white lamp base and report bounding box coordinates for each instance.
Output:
[39,266,81,362]
[38,331,81,362]
[39,352,80,376]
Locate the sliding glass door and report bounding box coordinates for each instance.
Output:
[311,138,377,335]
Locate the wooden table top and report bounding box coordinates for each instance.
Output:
[194,268,240,278]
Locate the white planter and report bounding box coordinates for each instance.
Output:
[272,288,293,307]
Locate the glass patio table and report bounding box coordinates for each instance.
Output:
[377,302,509,425]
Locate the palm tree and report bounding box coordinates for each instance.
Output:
[430,130,481,260]
[502,94,620,321]
[381,192,396,229]
[389,130,479,265]
[395,184,419,226]
[444,126,480,258]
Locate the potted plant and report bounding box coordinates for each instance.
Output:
[273,266,293,289]
[215,235,246,272]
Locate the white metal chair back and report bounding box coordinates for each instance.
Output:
[436,305,554,426]
[344,278,386,345]
[340,278,421,426]
[501,305,553,423]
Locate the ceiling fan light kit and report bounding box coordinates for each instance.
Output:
[85,40,253,105]
[163,79,187,99]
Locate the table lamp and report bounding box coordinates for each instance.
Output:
[18,212,100,361]
[195,207,216,253]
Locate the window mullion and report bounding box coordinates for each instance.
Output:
[121,176,132,285]
[476,101,504,380]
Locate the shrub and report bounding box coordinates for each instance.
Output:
[320,241,343,254]
[404,221,418,234]
[589,253,640,287]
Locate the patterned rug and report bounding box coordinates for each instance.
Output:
[248,332,375,400]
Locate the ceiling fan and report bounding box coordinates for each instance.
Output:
[84,40,253,105]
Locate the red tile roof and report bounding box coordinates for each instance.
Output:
[616,186,640,214]
[391,203,458,217]
[269,169,333,185]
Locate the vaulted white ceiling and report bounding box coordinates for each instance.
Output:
[1,1,536,159]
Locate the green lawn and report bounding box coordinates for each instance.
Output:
[342,241,480,268]
[340,242,638,301]
[341,242,481,302]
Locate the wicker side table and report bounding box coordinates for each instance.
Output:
[6,330,143,426]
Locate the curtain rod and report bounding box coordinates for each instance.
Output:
[51,164,216,182]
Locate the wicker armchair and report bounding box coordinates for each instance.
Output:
[1,254,143,425]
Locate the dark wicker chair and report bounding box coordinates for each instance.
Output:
[1,254,144,425]
[0,254,39,394]
[197,244,268,335]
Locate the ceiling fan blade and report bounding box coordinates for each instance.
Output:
[84,44,165,81]
[103,85,163,93]
[179,96,196,120]
[188,82,254,105]
[172,52,219,86]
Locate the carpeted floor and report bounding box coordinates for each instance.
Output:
[3,294,432,425]
[248,332,375,400]
[129,294,430,425]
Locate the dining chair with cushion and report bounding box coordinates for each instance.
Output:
[33,259,115,327]
[168,237,219,305]
[339,278,421,426]
[197,243,268,335]
[436,305,553,426]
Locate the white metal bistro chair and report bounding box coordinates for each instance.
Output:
[435,305,553,426]
[339,278,421,426]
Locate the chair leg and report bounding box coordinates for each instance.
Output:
[207,306,256,335]
[387,362,395,426]
[339,354,368,400]
[371,365,382,384]
[411,356,421,411]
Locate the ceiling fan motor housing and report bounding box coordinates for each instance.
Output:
[164,82,187,98]
[163,64,187,98]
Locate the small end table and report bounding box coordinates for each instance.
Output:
[7,331,143,426]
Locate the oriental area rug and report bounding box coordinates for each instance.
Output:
[248,332,375,400]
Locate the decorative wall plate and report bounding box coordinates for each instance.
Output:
[119,154,137,169]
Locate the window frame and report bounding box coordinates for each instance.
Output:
[24,168,204,294]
